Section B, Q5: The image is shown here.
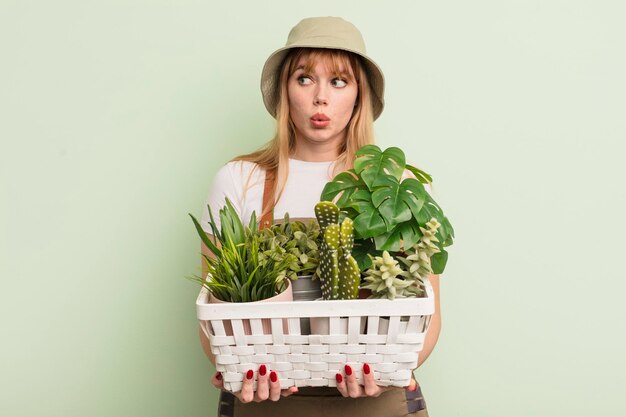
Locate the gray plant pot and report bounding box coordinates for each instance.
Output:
[289,274,321,335]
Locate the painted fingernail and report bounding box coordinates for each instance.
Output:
[336,373,343,383]
[216,372,222,380]
[246,369,253,380]
[270,371,277,383]
[259,364,267,376]
[363,363,370,375]
[344,365,352,376]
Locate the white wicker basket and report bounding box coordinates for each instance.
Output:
[197,278,434,392]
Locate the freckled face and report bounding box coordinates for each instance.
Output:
[287,59,359,148]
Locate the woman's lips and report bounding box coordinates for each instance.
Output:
[310,113,330,128]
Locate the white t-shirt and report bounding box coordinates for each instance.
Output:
[201,159,338,233]
[200,158,432,234]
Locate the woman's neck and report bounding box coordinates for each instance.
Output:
[290,143,340,162]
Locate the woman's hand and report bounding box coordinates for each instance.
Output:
[335,363,418,398]
[211,365,299,403]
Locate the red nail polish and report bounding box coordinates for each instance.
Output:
[216,372,222,380]
[246,369,253,380]
[259,365,267,376]
[270,371,277,383]
[344,365,352,376]
[363,363,370,375]
[336,373,343,383]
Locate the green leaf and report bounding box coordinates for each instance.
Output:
[373,221,419,252]
[405,164,433,184]
[350,200,387,238]
[189,213,222,258]
[354,145,406,189]
[370,177,412,229]
[320,170,365,206]
[431,249,448,274]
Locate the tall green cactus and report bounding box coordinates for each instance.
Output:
[314,201,360,300]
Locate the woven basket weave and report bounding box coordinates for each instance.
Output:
[197,278,434,392]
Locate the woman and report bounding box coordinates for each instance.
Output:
[199,16,441,417]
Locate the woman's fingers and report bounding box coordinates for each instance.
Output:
[254,365,269,402]
[406,376,418,392]
[239,369,255,403]
[362,363,381,397]
[281,386,299,397]
[343,364,362,398]
[268,371,281,401]
[211,371,224,389]
[335,371,348,397]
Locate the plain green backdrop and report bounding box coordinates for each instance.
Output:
[1,1,625,416]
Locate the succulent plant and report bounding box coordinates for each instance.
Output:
[361,251,423,299]
[397,218,441,284]
[258,213,321,281]
[314,201,360,300]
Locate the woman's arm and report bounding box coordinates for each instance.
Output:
[199,239,218,365]
[416,273,441,367]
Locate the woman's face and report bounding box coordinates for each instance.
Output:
[287,57,359,150]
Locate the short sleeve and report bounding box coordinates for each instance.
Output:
[200,163,243,234]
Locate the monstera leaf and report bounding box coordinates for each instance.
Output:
[354,145,406,188]
[320,170,366,207]
[373,220,421,252]
[349,199,387,238]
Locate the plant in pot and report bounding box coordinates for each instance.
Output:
[320,144,454,277]
[257,213,322,301]
[188,198,295,334]
[309,201,364,334]
[318,144,455,330]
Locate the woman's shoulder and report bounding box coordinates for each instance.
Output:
[219,159,263,176]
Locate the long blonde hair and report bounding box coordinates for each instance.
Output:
[234,48,376,220]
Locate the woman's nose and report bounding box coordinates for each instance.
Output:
[314,87,328,106]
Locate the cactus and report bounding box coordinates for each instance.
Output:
[314,201,360,300]
[361,251,420,299]
[397,218,441,285]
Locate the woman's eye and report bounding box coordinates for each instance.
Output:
[297,76,312,85]
[332,78,347,88]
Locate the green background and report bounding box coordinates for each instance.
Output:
[2,1,624,416]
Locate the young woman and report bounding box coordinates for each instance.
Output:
[199,16,441,417]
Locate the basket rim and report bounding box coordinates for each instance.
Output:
[196,278,434,320]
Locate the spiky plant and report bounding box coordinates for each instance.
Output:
[397,218,441,284]
[314,201,360,300]
[361,251,422,299]
[188,199,294,302]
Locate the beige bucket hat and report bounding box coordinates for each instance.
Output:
[260,16,385,120]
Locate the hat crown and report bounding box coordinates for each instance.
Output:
[286,17,367,54]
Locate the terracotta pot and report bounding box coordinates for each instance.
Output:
[208,279,293,335]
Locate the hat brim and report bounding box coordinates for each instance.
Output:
[260,45,385,121]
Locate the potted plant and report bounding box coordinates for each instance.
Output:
[188,198,295,334]
[320,144,454,275]
[314,145,455,332]
[309,201,365,334]
[257,213,322,301]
